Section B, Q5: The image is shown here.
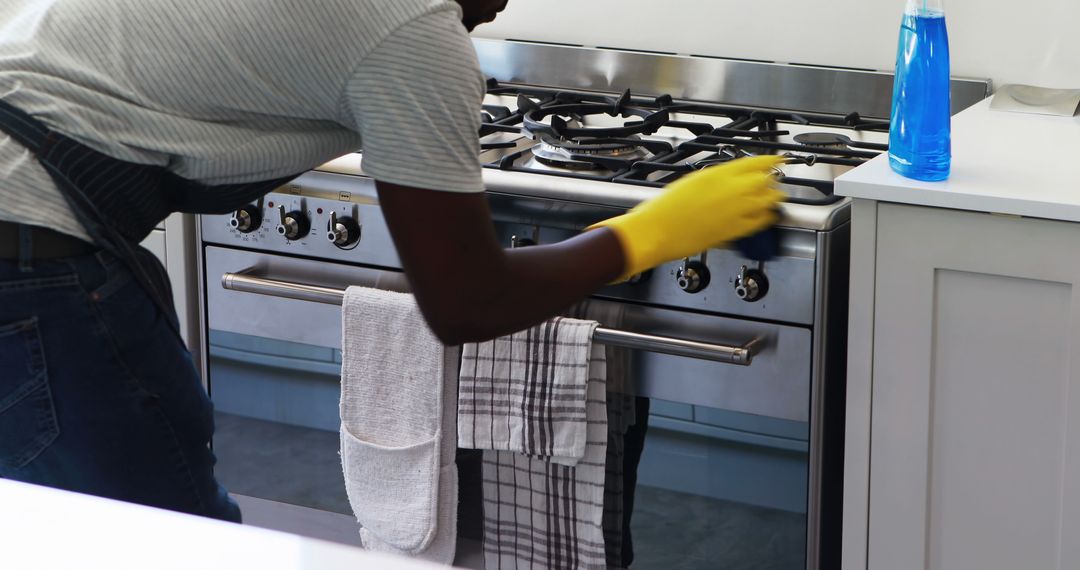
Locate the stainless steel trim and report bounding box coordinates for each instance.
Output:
[474,38,992,118]
[223,272,346,306]
[313,155,852,232]
[195,214,209,389]
[482,167,854,231]
[590,328,761,366]
[220,272,762,366]
[805,223,852,570]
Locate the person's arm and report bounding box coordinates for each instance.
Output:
[376,182,623,345]
[376,155,785,345]
[346,11,629,344]
[344,10,781,344]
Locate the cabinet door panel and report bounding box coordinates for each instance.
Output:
[141,229,166,263]
[869,204,1080,570]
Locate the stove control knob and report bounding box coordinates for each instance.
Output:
[326,211,362,248]
[735,266,769,302]
[676,260,710,294]
[276,205,310,241]
[229,204,262,233]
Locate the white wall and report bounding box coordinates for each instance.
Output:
[475,0,1080,90]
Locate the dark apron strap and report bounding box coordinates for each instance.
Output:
[41,157,184,337]
[0,100,183,336]
[0,99,302,340]
[0,100,49,152]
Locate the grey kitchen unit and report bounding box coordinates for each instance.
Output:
[839,100,1080,570]
[845,200,1080,569]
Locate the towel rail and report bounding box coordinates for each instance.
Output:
[221,272,763,366]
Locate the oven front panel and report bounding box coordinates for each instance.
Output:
[202,170,821,325]
[203,245,812,569]
[205,246,812,421]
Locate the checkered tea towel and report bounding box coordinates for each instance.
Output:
[460,317,609,570]
[458,318,596,466]
[567,301,639,569]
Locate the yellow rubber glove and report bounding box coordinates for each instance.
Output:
[588,155,786,282]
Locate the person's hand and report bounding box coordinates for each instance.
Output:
[588,155,785,281]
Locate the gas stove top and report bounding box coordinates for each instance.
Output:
[315,40,988,232]
[478,82,890,206]
[317,83,892,230]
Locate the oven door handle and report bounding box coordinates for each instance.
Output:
[221,272,764,366]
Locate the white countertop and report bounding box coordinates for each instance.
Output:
[0,480,441,570]
[836,98,1080,221]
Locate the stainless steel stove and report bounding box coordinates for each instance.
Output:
[197,39,990,569]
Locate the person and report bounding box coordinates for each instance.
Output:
[0,0,783,522]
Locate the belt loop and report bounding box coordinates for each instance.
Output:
[17,224,33,272]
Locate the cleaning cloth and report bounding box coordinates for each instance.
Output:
[458,318,595,466]
[339,286,458,564]
[460,317,609,570]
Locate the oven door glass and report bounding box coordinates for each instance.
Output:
[628,397,808,569]
[210,330,350,516]
[208,329,808,569]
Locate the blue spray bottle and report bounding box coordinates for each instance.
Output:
[889,0,952,181]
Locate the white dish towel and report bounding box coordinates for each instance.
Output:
[459,317,609,570]
[339,286,459,564]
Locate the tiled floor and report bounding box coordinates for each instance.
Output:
[214,412,806,569]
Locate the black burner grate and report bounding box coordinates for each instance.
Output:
[479,80,891,205]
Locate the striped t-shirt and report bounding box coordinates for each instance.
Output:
[0,0,486,241]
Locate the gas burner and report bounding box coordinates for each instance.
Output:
[692,152,817,176]
[792,132,890,154]
[519,90,670,141]
[533,134,650,170]
[793,132,854,148]
[691,147,740,170]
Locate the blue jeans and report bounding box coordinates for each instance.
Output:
[0,251,240,522]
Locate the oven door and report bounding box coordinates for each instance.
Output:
[204,245,812,569]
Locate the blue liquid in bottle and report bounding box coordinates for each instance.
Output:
[889,4,951,181]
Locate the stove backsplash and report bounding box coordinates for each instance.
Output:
[473,40,991,121]
[474,0,1072,93]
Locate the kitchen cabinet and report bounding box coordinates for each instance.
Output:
[837,99,1080,569]
[142,228,166,261]
[846,200,1080,569]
